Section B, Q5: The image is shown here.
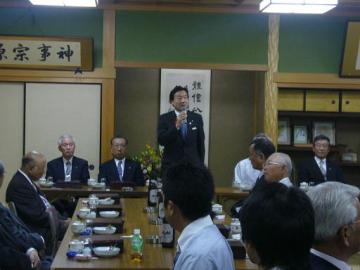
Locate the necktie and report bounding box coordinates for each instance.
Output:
[180,122,187,140]
[117,161,123,182]
[319,160,327,180]
[65,161,71,181]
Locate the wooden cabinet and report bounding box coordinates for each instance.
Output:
[278,89,304,111]
[342,91,360,113]
[305,90,339,112]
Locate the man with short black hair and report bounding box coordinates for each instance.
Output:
[298,134,343,185]
[158,86,205,175]
[307,182,360,270]
[98,136,144,185]
[239,182,314,270]
[163,162,234,270]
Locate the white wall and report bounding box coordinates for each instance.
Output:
[0,83,24,202]
[25,83,101,179]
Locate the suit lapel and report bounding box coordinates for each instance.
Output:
[57,158,65,180]
[112,160,120,181]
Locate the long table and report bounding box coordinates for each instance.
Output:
[41,185,250,203]
[51,198,258,270]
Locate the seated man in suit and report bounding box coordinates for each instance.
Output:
[163,162,234,270]
[98,136,145,186]
[307,182,360,270]
[0,160,51,270]
[6,151,68,256]
[46,134,90,184]
[298,134,343,185]
[263,152,293,187]
[239,183,314,270]
[46,134,90,217]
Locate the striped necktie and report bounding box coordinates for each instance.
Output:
[319,160,327,180]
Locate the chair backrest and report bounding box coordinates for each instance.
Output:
[7,201,18,216]
[46,207,59,257]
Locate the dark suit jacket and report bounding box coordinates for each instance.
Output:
[0,203,44,252]
[310,253,341,270]
[98,159,145,186]
[157,110,205,172]
[6,171,51,243]
[0,245,32,270]
[298,157,344,185]
[46,156,89,184]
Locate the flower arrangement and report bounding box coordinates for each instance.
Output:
[133,144,163,180]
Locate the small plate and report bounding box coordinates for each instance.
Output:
[93,226,116,235]
[93,246,120,257]
[99,211,119,218]
[92,183,106,189]
[39,181,54,187]
[98,198,115,205]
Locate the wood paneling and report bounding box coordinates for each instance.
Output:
[278,89,304,111]
[101,79,115,162]
[342,91,360,113]
[306,91,339,112]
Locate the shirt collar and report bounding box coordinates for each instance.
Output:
[177,215,213,252]
[63,157,73,164]
[114,158,125,165]
[18,169,37,191]
[279,177,293,187]
[314,156,326,165]
[311,249,351,270]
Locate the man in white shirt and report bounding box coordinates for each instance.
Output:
[163,162,234,270]
[307,182,360,270]
[263,152,293,187]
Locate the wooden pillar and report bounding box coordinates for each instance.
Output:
[264,14,280,146]
[101,9,116,162]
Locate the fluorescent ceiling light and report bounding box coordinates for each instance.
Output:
[29,0,98,7]
[259,0,337,14]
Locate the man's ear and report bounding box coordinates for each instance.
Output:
[339,225,351,247]
[166,200,176,217]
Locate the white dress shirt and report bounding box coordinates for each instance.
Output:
[115,158,125,179]
[311,248,351,270]
[279,177,293,187]
[234,158,260,188]
[314,156,327,175]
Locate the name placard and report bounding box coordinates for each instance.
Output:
[0,35,93,71]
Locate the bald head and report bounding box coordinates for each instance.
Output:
[263,152,292,182]
[21,151,46,181]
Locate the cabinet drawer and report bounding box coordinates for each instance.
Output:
[278,90,304,111]
[342,91,360,113]
[306,91,339,112]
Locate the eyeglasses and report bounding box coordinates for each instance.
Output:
[314,143,329,149]
[112,144,127,148]
[264,161,283,167]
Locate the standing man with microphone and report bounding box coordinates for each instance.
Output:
[158,86,205,177]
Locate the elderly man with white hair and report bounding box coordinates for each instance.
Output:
[307,182,360,270]
[262,152,293,187]
[46,134,89,184]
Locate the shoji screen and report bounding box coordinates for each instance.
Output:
[0,83,24,201]
[25,83,101,179]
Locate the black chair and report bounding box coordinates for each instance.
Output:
[46,207,59,257]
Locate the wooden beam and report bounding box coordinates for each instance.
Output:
[101,79,115,163]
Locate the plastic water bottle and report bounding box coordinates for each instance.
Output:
[131,228,144,262]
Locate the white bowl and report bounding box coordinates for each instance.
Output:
[93,226,116,235]
[212,204,223,215]
[93,246,120,257]
[71,221,86,234]
[39,181,54,187]
[98,198,115,205]
[99,211,119,218]
[92,182,106,189]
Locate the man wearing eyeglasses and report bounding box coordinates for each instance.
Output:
[298,134,343,185]
[307,182,360,270]
[98,136,144,186]
[263,152,293,187]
